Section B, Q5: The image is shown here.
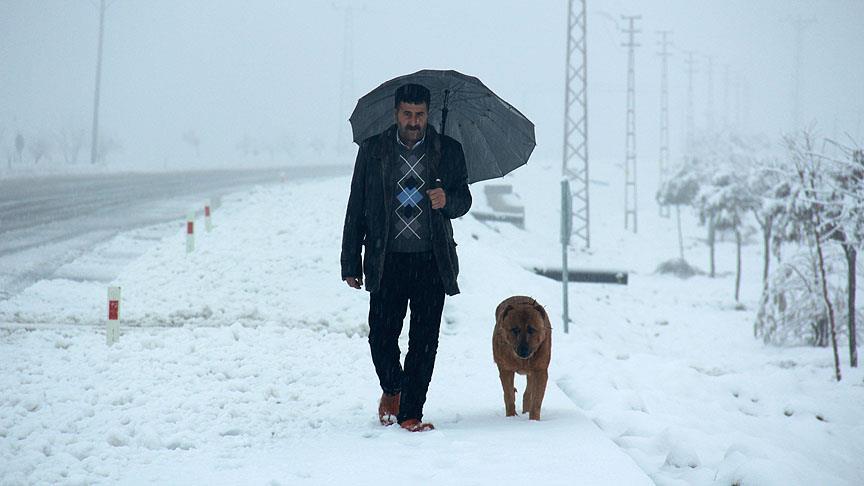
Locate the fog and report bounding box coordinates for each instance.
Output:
[1,0,862,170]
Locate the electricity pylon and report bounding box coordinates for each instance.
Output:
[622,15,641,233]
[705,55,715,134]
[562,0,590,248]
[683,51,698,160]
[656,30,672,218]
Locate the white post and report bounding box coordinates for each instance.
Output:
[107,286,120,345]
[204,201,213,232]
[186,211,195,253]
[561,179,572,333]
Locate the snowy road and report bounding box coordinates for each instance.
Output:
[0,165,348,301]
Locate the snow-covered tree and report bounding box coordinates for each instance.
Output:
[695,170,758,301]
[782,132,842,380]
[746,158,789,287]
[656,163,700,260]
[755,246,858,348]
[817,143,864,367]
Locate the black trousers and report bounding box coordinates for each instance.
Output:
[368,251,445,422]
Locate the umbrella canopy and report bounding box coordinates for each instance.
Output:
[349,70,536,184]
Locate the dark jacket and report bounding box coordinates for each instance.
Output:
[341,124,472,296]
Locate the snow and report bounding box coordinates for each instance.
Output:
[1,160,863,485]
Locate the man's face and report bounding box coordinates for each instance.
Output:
[395,102,428,146]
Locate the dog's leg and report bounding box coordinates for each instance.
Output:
[498,368,517,417]
[527,369,548,421]
[522,376,532,414]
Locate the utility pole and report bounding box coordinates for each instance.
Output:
[562,0,590,248]
[743,75,751,132]
[89,0,107,165]
[621,15,641,233]
[705,55,715,134]
[789,17,816,131]
[656,30,672,218]
[684,51,698,160]
[335,4,356,150]
[734,70,743,131]
[722,64,731,131]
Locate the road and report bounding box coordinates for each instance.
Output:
[0,165,349,301]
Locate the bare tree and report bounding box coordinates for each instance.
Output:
[95,134,122,164]
[14,133,25,164]
[278,134,294,158]
[236,135,255,158]
[787,132,842,381]
[748,160,789,287]
[309,136,326,157]
[55,126,85,165]
[182,130,201,157]
[0,126,6,170]
[817,142,864,368]
[28,136,52,165]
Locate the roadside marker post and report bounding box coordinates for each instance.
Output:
[186,211,195,253]
[204,201,213,232]
[107,286,121,345]
[561,179,572,334]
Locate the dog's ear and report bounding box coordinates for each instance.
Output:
[533,302,547,319]
[501,304,514,320]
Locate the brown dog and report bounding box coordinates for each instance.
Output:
[492,296,552,420]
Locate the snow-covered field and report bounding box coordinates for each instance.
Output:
[1,160,862,485]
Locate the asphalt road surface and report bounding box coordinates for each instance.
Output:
[0,165,349,302]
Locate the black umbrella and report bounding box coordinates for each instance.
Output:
[349,69,536,184]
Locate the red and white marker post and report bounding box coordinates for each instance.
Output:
[204,201,213,232]
[186,211,195,253]
[107,286,121,345]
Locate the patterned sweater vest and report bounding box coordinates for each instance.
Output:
[389,136,432,253]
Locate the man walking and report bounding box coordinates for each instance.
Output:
[341,83,472,432]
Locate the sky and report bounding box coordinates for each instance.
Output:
[1,0,862,170]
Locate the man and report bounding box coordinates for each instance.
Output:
[341,83,472,432]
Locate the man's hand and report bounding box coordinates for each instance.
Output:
[344,276,363,289]
[426,187,446,209]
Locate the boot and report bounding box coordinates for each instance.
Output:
[399,418,435,432]
[378,392,400,426]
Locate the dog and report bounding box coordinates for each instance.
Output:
[492,296,552,420]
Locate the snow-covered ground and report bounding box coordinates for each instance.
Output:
[1,160,862,485]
